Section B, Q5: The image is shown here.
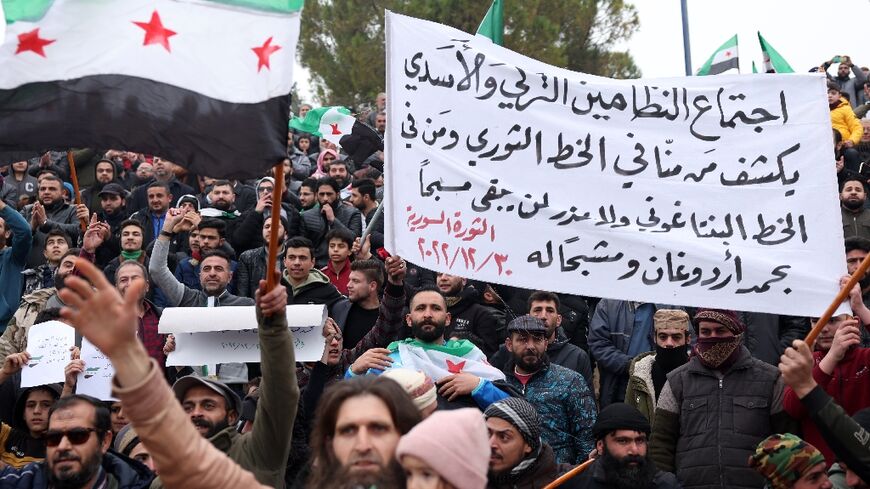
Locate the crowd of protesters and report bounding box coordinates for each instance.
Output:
[0,58,867,489]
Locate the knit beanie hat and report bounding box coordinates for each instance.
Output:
[382,369,437,414]
[592,403,651,441]
[396,408,489,489]
[113,424,140,456]
[749,434,825,489]
[175,194,201,212]
[693,308,745,334]
[484,397,541,452]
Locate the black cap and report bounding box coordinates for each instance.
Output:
[506,314,547,333]
[98,183,127,198]
[592,403,651,440]
[172,375,242,415]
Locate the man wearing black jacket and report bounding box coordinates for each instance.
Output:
[436,273,501,357]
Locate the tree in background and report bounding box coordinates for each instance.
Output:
[299,0,641,106]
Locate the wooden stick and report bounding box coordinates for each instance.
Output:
[265,162,284,292]
[805,251,870,348]
[543,459,594,489]
[66,151,87,232]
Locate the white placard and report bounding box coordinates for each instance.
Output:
[385,12,847,317]
[158,305,327,334]
[165,325,325,366]
[76,339,116,401]
[21,321,75,388]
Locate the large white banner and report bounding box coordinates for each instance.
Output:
[384,12,846,317]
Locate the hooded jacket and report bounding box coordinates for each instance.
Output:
[570,457,681,489]
[0,385,61,468]
[20,200,80,269]
[624,351,657,423]
[487,444,568,489]
[446,287,502,358]
[80,160,121,213]
[281,268,345,309]
[297,204,362,268]
[831,97,864,145]
[489,329,593,387]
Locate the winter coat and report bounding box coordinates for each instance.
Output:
[282,268,345,309]
[20,201,80,268]
[739,312,809,366]
[237,246,268,299]
[624,351,658,423]
[489,329,593,387]
[829,65,869,109]
[841,207,870,240]
[589,300,661,407]
[0,206,31,328]
[782,346,870,465]
[127,177,195,214]
[571,458,681,489]
[230,207,298,256]
[297,204,362,268]
[447,289,503,357]
[501,357,597,465]
[173,256,239,295]
[831,98,863,145]
[487,444,569,489]
[0,451,154,489]
[649,347,795,489]
[0,288,56,364]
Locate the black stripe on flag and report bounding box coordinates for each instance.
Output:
[707,57,739,76]
[0,75,289,179]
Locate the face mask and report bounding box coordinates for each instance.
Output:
[694,335,742,370]
[655,344,689,373]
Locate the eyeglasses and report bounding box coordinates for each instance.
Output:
[44,428,100,447]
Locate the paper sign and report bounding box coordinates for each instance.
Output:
[76,339,116,401]
[21,321,75,388]
[384,12,846,317]
[158,305,327,334]
[165,325,325,366]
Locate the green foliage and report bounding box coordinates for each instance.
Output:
[298,0,641,106]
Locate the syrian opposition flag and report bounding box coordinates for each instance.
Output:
[757,32,794,74]
[696,35,739,76]
[395,340,506,382]
[290,106,384,166]
[0,0,302,179]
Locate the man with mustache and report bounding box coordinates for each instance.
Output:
[0,394,153,488]
[573,403,680,489]
[844,237,870,346]
[499,315,596,465]
[841,178,870,240]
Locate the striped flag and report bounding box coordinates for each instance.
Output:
[289,106,383,166]
[758,32,794,74]
[396,341,505,382]
[696,35,739,76]
[0,0,302,178]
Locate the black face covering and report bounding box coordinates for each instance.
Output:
[654,345,689,374]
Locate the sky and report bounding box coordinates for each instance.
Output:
[294,0,869,103]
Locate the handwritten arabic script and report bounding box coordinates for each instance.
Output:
[384,12,846,317]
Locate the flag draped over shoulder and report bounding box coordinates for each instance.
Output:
[392,339,506,382]
[696,35,739,76]
[476,0,503,46]
[289,106,383,166]
[758,32,794,74]
[0,0,302,179]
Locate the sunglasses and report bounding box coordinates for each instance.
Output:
[44,428,100,447]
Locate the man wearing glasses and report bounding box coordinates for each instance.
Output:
[0,394,153,488]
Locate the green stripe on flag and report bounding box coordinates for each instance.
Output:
[207,0,303,14]
[476,0,503,46]
[3,0,54,24]
[696,34,738,76]
[758,32,794,73]
[289,106,351,137]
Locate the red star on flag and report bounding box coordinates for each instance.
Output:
[446,359,466,374]
[725,51,732,57]
[133,10,177,52]
[15,28,55,57]
[252,37,282,72]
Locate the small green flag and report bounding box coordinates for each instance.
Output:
[757,32,794,73]
[476,0,503,46]
[696,35,739,76]
[752,61,758,74]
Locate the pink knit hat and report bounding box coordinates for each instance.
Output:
[395,408,489,489]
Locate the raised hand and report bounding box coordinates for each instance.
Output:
[82,215,110,253]
[779,340,817,398]
[255,272,287,317]
[385,255,406,285]
[1,352,31,377]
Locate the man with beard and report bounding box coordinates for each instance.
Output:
[650,308,796,489]
[484,397,569,489]
[80,159,120,213]
[174,219,239,294]
[0,394,153,488]
[490,291,593,387]
[436,272,501,357]
[346,286,510,410]
[298,177,361,268]
[127,157,194,214]
[844,237,870,346]
[200,180,242,250]
[841,178,870,240]
[0,198,32,328]
[129,182,173,248]
[499,315,596,464]
[149,209,252,307]
[306,375,421,489]
[91,183,130,267]
[350,179,383,251]
[327,159,353,200]
[571,403,679,489]
[624,310,691,424]
[21,175,86,268]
